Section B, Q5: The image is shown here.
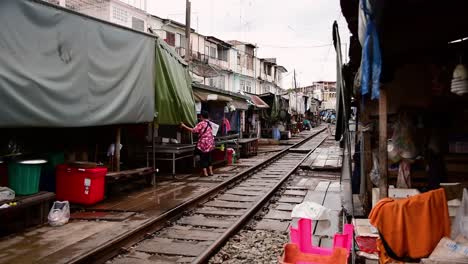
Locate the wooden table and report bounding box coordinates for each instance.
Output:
[106,167,155,184]
[238,138,258,158]
[148,144,195,177]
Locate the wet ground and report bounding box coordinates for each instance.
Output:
[0,132,313,264]
[209,136,350,263]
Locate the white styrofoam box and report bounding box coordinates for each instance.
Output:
[372,187,421,208]
[449,199,462,217]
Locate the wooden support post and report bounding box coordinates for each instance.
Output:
[151,123,156,186]
[379,88,388,199]
[115,126,121,172]
[360,96,373,211]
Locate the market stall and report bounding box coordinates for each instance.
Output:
[192,85,242,164]
[244,93,270,138]
[0,0,195,234]
[337,1,468,262]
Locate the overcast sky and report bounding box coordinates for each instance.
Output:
[146,0,350,88]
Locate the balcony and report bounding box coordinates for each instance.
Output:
[192,52,209,63]
[175,47,186,58]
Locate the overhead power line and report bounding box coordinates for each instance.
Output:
[258,43,333,49]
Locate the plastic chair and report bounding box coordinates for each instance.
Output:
[289,218,354,257]
[279,243,348,264]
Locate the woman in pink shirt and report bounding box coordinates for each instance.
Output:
[180,111,215,177]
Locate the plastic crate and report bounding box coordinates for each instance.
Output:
[56,164,106,205]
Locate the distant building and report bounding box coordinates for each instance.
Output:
[298,81,336,110]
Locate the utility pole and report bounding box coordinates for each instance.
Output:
[185,0,191,62]
[294,69,298,116]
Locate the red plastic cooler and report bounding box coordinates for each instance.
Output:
[56,164,106,205]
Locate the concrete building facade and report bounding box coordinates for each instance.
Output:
[43,0,287,95]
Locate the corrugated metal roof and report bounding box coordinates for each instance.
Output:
[248,94,270,109]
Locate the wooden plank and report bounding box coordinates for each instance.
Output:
[322,192,342,211]
[379,87,388,198]
[106,167,153,177]
[314,210,340,237]
[216,194,258,202]
[315,181,331,192]
[361,95,373,213]
[204,200,253,209]
[70,211,135,221]
[177,215,235,228]
[303,191,326,204]
[264,210,292,220]
[225,189,261,196]
[158,228,221,241]
[278,196,304,204]
[275,203,296,211]
[136,237,208,256]
[255,219,290,232]
[283,190,307,196]
[195,207,246,216]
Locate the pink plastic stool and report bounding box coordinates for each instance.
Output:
[289,218,354,257]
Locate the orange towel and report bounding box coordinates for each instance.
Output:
[369,188,450,262]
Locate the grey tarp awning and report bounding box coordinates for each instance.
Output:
[0,0,155,127]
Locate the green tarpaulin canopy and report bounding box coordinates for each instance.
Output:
[154,39,197,127]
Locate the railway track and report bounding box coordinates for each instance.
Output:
[71,127,328,264]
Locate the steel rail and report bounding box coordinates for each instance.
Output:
[69,127,327,264]
[192,138,322,263]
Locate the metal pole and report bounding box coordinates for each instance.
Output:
[294,69,299,129]
[185,0,191,62]
[115,126,121,172]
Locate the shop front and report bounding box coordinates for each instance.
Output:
[338,1,468,262]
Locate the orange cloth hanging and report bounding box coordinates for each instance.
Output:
[369,188,450,262]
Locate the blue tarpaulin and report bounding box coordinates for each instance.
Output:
[360,0,382,100]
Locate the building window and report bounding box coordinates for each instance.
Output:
[246,81,252,93]
[132,17,144,31]
[246,55,253,70]
[112,6,128,23]
[218,75,225,89]
[240,80,246,91]
[165,31,175,46]
[237,52,241,66]
[217,46,228,62]
[210,47,217,59]
[209,78,215,87]
[180,34,186,48]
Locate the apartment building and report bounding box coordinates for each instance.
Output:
[42,0,287,95]
[45,0,148,31]
[299,81,337,110]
